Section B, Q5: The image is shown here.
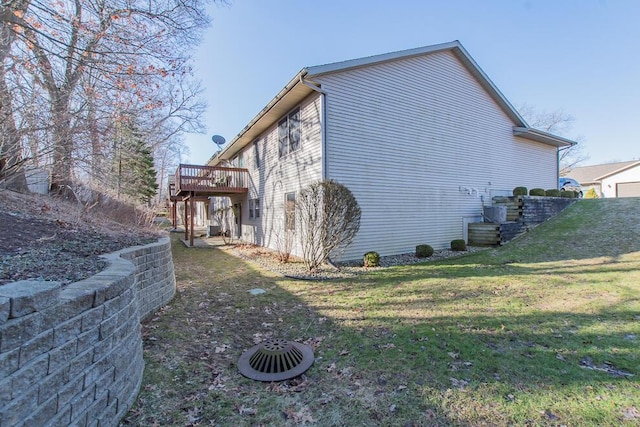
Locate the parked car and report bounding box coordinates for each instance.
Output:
[559,177,583,198]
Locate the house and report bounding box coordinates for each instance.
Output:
[568,161,640,198]
[176,41,576,261]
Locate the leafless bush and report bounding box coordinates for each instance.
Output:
[297,180,361,271]
[273,210,296,263]
[58,183,158,228]
[212,206,232,244]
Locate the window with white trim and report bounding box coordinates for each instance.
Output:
[278,107,301,158]
[253,140,260,168]
[249,198,260,219]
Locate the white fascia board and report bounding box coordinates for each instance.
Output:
[305,40,461,76]
[513,127,576,148]
[208,70,310,166]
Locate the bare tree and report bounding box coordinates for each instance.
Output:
[297,180,361,271]
[2,0,210,190]
[518,104,589,175]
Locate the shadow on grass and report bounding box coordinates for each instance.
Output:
[125,232,640,426]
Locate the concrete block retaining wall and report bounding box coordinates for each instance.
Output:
[0,236,175,427]
[520,196,576,227]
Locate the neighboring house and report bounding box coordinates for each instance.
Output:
[568,161,640,198]
[200,40,575,261]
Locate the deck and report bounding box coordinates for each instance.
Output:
[173,164,249,198]
[168,164,249,247]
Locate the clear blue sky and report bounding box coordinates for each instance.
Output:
[182,0,640,167]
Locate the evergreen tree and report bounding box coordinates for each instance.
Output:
[114,116,159,204]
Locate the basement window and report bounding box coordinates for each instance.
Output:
[285,192,295,230]
[249,198,260,219]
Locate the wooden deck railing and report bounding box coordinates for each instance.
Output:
[173,164,249,195]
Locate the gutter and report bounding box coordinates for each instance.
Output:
[299,75,327,180]
[210,70,307,165]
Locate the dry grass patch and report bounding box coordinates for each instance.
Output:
[125,199,640,426]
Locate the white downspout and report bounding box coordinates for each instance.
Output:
[300,76,327,180]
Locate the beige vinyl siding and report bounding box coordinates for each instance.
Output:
[315,51,558,261]
[232,93,322,254]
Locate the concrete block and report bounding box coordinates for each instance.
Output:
[0,383,38,426]
[93,366,115,392]
[76,328,100,354]
[53,316,82,346]
[0,296,9,325]
[48,339,77,375]
[98,314,118,341]
[85,388,108,424]
[83,355,112,390]
[10,354,49,398]
[38,366,70,404]
[0,375,11,405]
[68,349,93,379]
[102,290,132,318]
[19,329,54,367]
[48,404,72,427]
[70,383,96,422]
[0,281,61,318]
[57,374,84,412]
[93,336,114,362]
[97,398,118,427]
[21,393,58,427]
[50,287,96,323]
[81,306,105,332]
[0,311,43,353]
[0,347,20,378]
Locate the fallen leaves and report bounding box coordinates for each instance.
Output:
[449,377,469,390]
[214,344,229,353]
[283,406,316,424]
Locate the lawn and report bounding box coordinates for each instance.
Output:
[124,198,640,426]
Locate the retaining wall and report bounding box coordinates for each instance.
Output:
[0,236,175,427]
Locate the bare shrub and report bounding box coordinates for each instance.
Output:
[212,206,232,244]
[297,180,361,271]
[273,209,295,263]
[58,183,158,229]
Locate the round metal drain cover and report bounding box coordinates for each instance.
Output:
[238,339,314,381]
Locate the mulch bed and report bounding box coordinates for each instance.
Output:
[0,190,159,286]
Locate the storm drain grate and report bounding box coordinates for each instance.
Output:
[238,339,314,381]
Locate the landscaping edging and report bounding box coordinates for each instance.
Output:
[0,236,175,427]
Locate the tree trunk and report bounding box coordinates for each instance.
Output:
[0,66,27,191]
[50,91,73,187]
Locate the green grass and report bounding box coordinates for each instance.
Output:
[125,198,640,426]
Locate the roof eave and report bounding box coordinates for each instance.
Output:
[513,127,576,148]
[594,161,640,181]
[207,69,312,166]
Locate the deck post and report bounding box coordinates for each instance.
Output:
[189,195,195,247]
[172,201,177,228]
[184,199,188,242]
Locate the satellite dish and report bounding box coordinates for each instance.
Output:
[211,134,226,150]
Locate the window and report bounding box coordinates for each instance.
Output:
[285,192,296,230]
[233,152,244,168]
[278,107,301,158]
[249,198,260,219]
[253,140,260,168]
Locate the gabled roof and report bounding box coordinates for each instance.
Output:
[209,41,574,164]
[568,161,640,184]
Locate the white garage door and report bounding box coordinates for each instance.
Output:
[616,182,640,197]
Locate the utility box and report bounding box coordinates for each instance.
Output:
[207,225,221,237]
[483,206,506,224]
